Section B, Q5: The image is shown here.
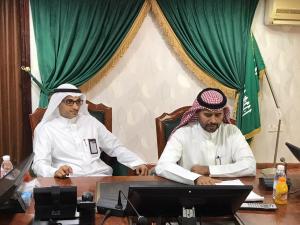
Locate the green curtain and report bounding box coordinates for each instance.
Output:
[156,0,264,138]
[30,0,145,107]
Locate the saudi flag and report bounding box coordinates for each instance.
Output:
[236,35,265,139]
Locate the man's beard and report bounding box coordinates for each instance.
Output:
[204,123,220,133]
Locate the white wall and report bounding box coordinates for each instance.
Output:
[31,0,300,164]
[251,0,300,163]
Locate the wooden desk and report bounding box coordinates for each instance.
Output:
[236,169,300,225]
[1,171,300,225]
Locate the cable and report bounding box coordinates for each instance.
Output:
[234,213,246,225]
[99,209,111,225]
[48,219,62,225]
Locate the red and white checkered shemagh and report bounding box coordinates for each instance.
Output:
[171,90,231,135]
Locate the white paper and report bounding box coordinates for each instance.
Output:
[216,179,264,202]
[165,163,200,181]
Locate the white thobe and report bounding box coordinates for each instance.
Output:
[155,122,256,185]
[32,115,145,177]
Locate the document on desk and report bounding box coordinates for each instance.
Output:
[216,179,264,202]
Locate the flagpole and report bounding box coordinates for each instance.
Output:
[273,119,281,166]
[262,70,281,175]
[265,70,280,109]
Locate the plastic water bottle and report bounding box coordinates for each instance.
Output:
[0,155,14,178]
[272,164,286,199]
[274,176,288,204]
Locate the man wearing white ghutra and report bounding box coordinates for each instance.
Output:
[33,83,148,178]
[155,88,256,185]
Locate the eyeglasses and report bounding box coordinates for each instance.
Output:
[62,99,83,106]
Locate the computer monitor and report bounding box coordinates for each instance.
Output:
[286,142,300,161]
[126,183,252,218]
[0,153,34,213]
[97,181,252,219]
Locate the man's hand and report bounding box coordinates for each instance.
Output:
[54,165,73,178]
[134,164,148,176]
[191,165,210,175]
[195,176,221,185]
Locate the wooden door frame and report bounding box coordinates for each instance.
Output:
[20,0,32,161]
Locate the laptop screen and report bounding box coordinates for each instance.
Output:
[0,153,34,212]
[286,142,300,161]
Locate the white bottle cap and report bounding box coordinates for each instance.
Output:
[2,155,10,161]
[277,164,284,170]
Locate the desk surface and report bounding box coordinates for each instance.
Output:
[1,171,300,225]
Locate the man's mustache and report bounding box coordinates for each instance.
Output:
[207,123,218,126]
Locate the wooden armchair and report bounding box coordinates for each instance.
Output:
[155,106,190,158]
[29,100,129,176]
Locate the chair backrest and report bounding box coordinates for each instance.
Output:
[29,100,128,176]
[155,106,190,159]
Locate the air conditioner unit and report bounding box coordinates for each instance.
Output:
[265,0,300,25]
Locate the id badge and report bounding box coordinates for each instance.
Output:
[88,139,98,154]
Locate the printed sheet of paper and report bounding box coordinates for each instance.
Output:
[217,179,264,202]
